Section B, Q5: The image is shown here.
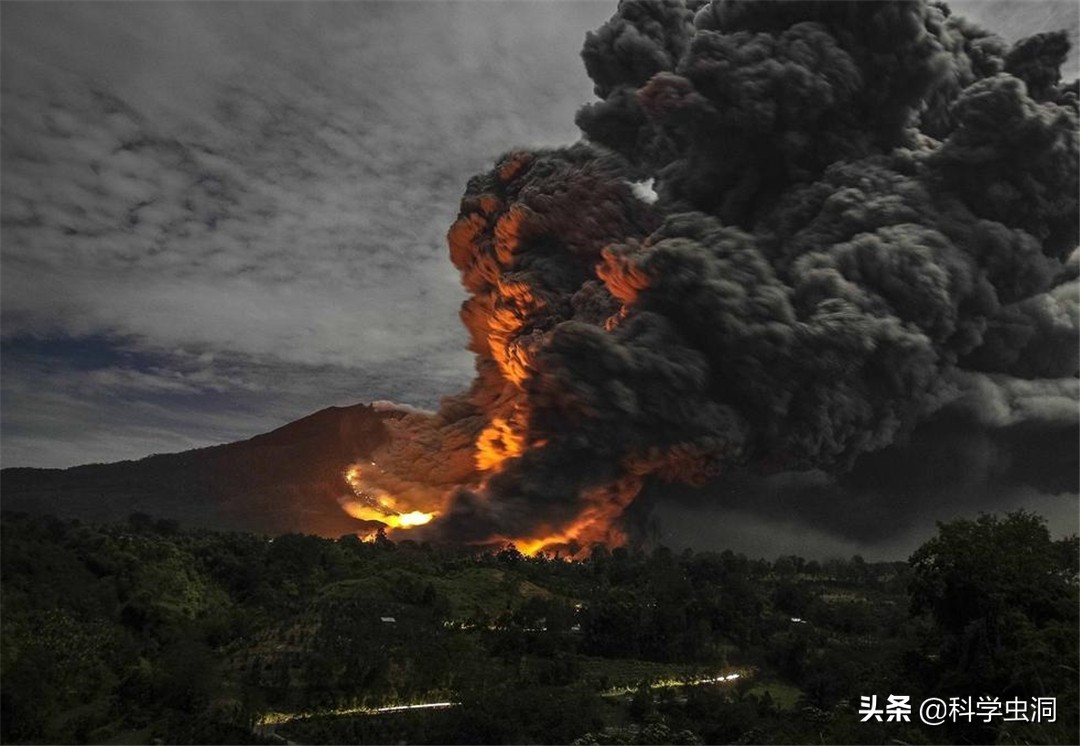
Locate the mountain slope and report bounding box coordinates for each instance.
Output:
[1,403,395,536]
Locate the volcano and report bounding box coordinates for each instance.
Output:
[0,403,399,537]
[3,0,1076,556]
[2,396,1074,557]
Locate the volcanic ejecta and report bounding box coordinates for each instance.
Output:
[345,0,1078,556]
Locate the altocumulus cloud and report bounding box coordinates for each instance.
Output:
[1,1,610,467]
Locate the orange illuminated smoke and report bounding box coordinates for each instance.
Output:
[487,471,644,558]
[597,244,650,306]
[475,416,526,472]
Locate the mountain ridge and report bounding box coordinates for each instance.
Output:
[1,402,398,537]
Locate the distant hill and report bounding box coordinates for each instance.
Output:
[1,403,396,536]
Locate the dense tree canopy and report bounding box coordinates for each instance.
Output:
[909,511,1078,744]
[3,508,1075,744]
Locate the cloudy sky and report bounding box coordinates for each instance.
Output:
[2,0,1077,469]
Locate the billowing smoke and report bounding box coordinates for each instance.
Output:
[401,0,1077,555]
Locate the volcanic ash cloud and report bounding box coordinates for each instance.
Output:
[379,0,1079,555]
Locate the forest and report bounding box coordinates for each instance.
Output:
[1,509,1076,745]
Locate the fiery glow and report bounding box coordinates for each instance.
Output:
[597,245,649,305]
[488,280,545,386]
[451,194,548,389]
[474,416,525,472]
[489,471,644,558]
[396,511,435,527]
[340,464,436,533]
[412,149,711,556]
[341,503,435,529]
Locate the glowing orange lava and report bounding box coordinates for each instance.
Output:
[340,503,435,529]
[340,464,436,533]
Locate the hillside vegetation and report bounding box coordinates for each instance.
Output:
[1,510,1075,744]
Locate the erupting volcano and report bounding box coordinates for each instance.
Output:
[337,0,1078,558]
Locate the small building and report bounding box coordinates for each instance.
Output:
[380,616,396,624]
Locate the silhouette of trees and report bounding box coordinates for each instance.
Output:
[909,511,1079,743]
[2,509,1077,745]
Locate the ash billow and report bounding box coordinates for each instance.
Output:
[382,0,1078,555]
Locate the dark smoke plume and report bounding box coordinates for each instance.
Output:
[426,0,1078,552]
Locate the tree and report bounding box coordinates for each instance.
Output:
[908,511,1079,743]
[909,511,1077,640]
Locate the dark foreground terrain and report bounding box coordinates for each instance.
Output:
[1,510,1076,745]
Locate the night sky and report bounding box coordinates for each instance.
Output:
[2,1,1077,559]
[3,1,619,467]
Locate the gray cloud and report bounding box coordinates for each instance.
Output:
[652,487,1078,561]
[1,1,611,466]
[0,339,470,468]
